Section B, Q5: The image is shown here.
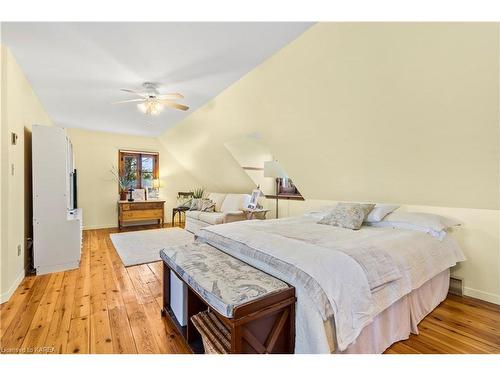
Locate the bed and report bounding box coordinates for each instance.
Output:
[194,214,465,353]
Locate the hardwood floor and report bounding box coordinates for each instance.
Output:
[0,225,190,354]
[1,225,499,354]
[386,294,500,354]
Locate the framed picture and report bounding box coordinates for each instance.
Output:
[147,187,159,200]
[247,189,261,210]
[131,188,146,201]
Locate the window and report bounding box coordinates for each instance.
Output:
[118,150,159,189]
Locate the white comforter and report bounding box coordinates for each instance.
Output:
[196,216,465,352]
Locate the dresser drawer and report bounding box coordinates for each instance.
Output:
[129,202,164,210]
[122,209,163,220]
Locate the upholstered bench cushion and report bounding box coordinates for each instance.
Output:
[159,242,289,318]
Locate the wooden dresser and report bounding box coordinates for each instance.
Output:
[118,200,165,229]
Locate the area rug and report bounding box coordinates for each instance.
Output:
[110,227,194,266]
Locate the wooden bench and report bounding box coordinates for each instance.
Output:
[160,242,296,354]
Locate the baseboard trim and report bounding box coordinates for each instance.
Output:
[0,269,25,304]
[83,223,116,230]
[83,221,173,230]
[464,287,500,305]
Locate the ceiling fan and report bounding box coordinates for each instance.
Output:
[113,82,189,115]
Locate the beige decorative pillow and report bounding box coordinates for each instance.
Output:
[318,203,375,230]
[200,199,216,212]
[189,198,202,211]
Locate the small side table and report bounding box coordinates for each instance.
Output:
[172,206,190,226]
[242,208,270,220]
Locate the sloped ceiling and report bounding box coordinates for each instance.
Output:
[1,22,312,136]
[159,23,500,209]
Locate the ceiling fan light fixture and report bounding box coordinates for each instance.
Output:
[151,101,163,115]
[118,82,188,115]
[137,102,148,114]
[137,100,164,116]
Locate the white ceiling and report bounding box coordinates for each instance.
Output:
[1,22,312,136]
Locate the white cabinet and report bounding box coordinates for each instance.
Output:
[32,125,82,275]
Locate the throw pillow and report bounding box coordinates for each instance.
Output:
[189,198,202,211]
[200,199,216,212]
[318,202,375,230]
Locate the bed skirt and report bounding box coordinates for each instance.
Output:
[340,269,450,354]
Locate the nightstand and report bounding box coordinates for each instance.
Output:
[242,208,270,220]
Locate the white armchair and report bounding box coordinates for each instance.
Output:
[184,193,251,234]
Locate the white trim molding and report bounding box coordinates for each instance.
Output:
[0,269,25,304]
[464,287,500,305]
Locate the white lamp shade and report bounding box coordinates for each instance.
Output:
[264,161,288,178]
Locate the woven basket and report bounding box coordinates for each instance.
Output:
[191,310,231,354]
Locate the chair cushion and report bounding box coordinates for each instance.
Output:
[160,242,288,318]
[185,210,202,220]
[207,193,226,212]
[198,212,225,225]
[220,194,250,213]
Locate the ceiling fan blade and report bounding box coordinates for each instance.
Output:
[160,100,189,111]
[158,93,184,99]
[112,98,146,104]
[120,88,147,97]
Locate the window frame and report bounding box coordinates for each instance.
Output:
[118,150,159,191]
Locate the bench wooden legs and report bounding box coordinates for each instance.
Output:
[229,303,295,354]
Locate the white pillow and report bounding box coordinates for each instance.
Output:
[383,212,461,231]
[366,221,447,240]
[367,211,461,240]
[364,204,400,222]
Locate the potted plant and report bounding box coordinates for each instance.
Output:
[110,165,132,200]
[192,187,204,199]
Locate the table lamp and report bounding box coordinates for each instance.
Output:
[264,160,287,218]
[152,178,160,199]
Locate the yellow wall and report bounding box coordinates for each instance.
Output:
[223,135,275,195]
[67,128,201,230]
[159,23,500,304]
[160,23,499,209]
[0,45,54,303]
